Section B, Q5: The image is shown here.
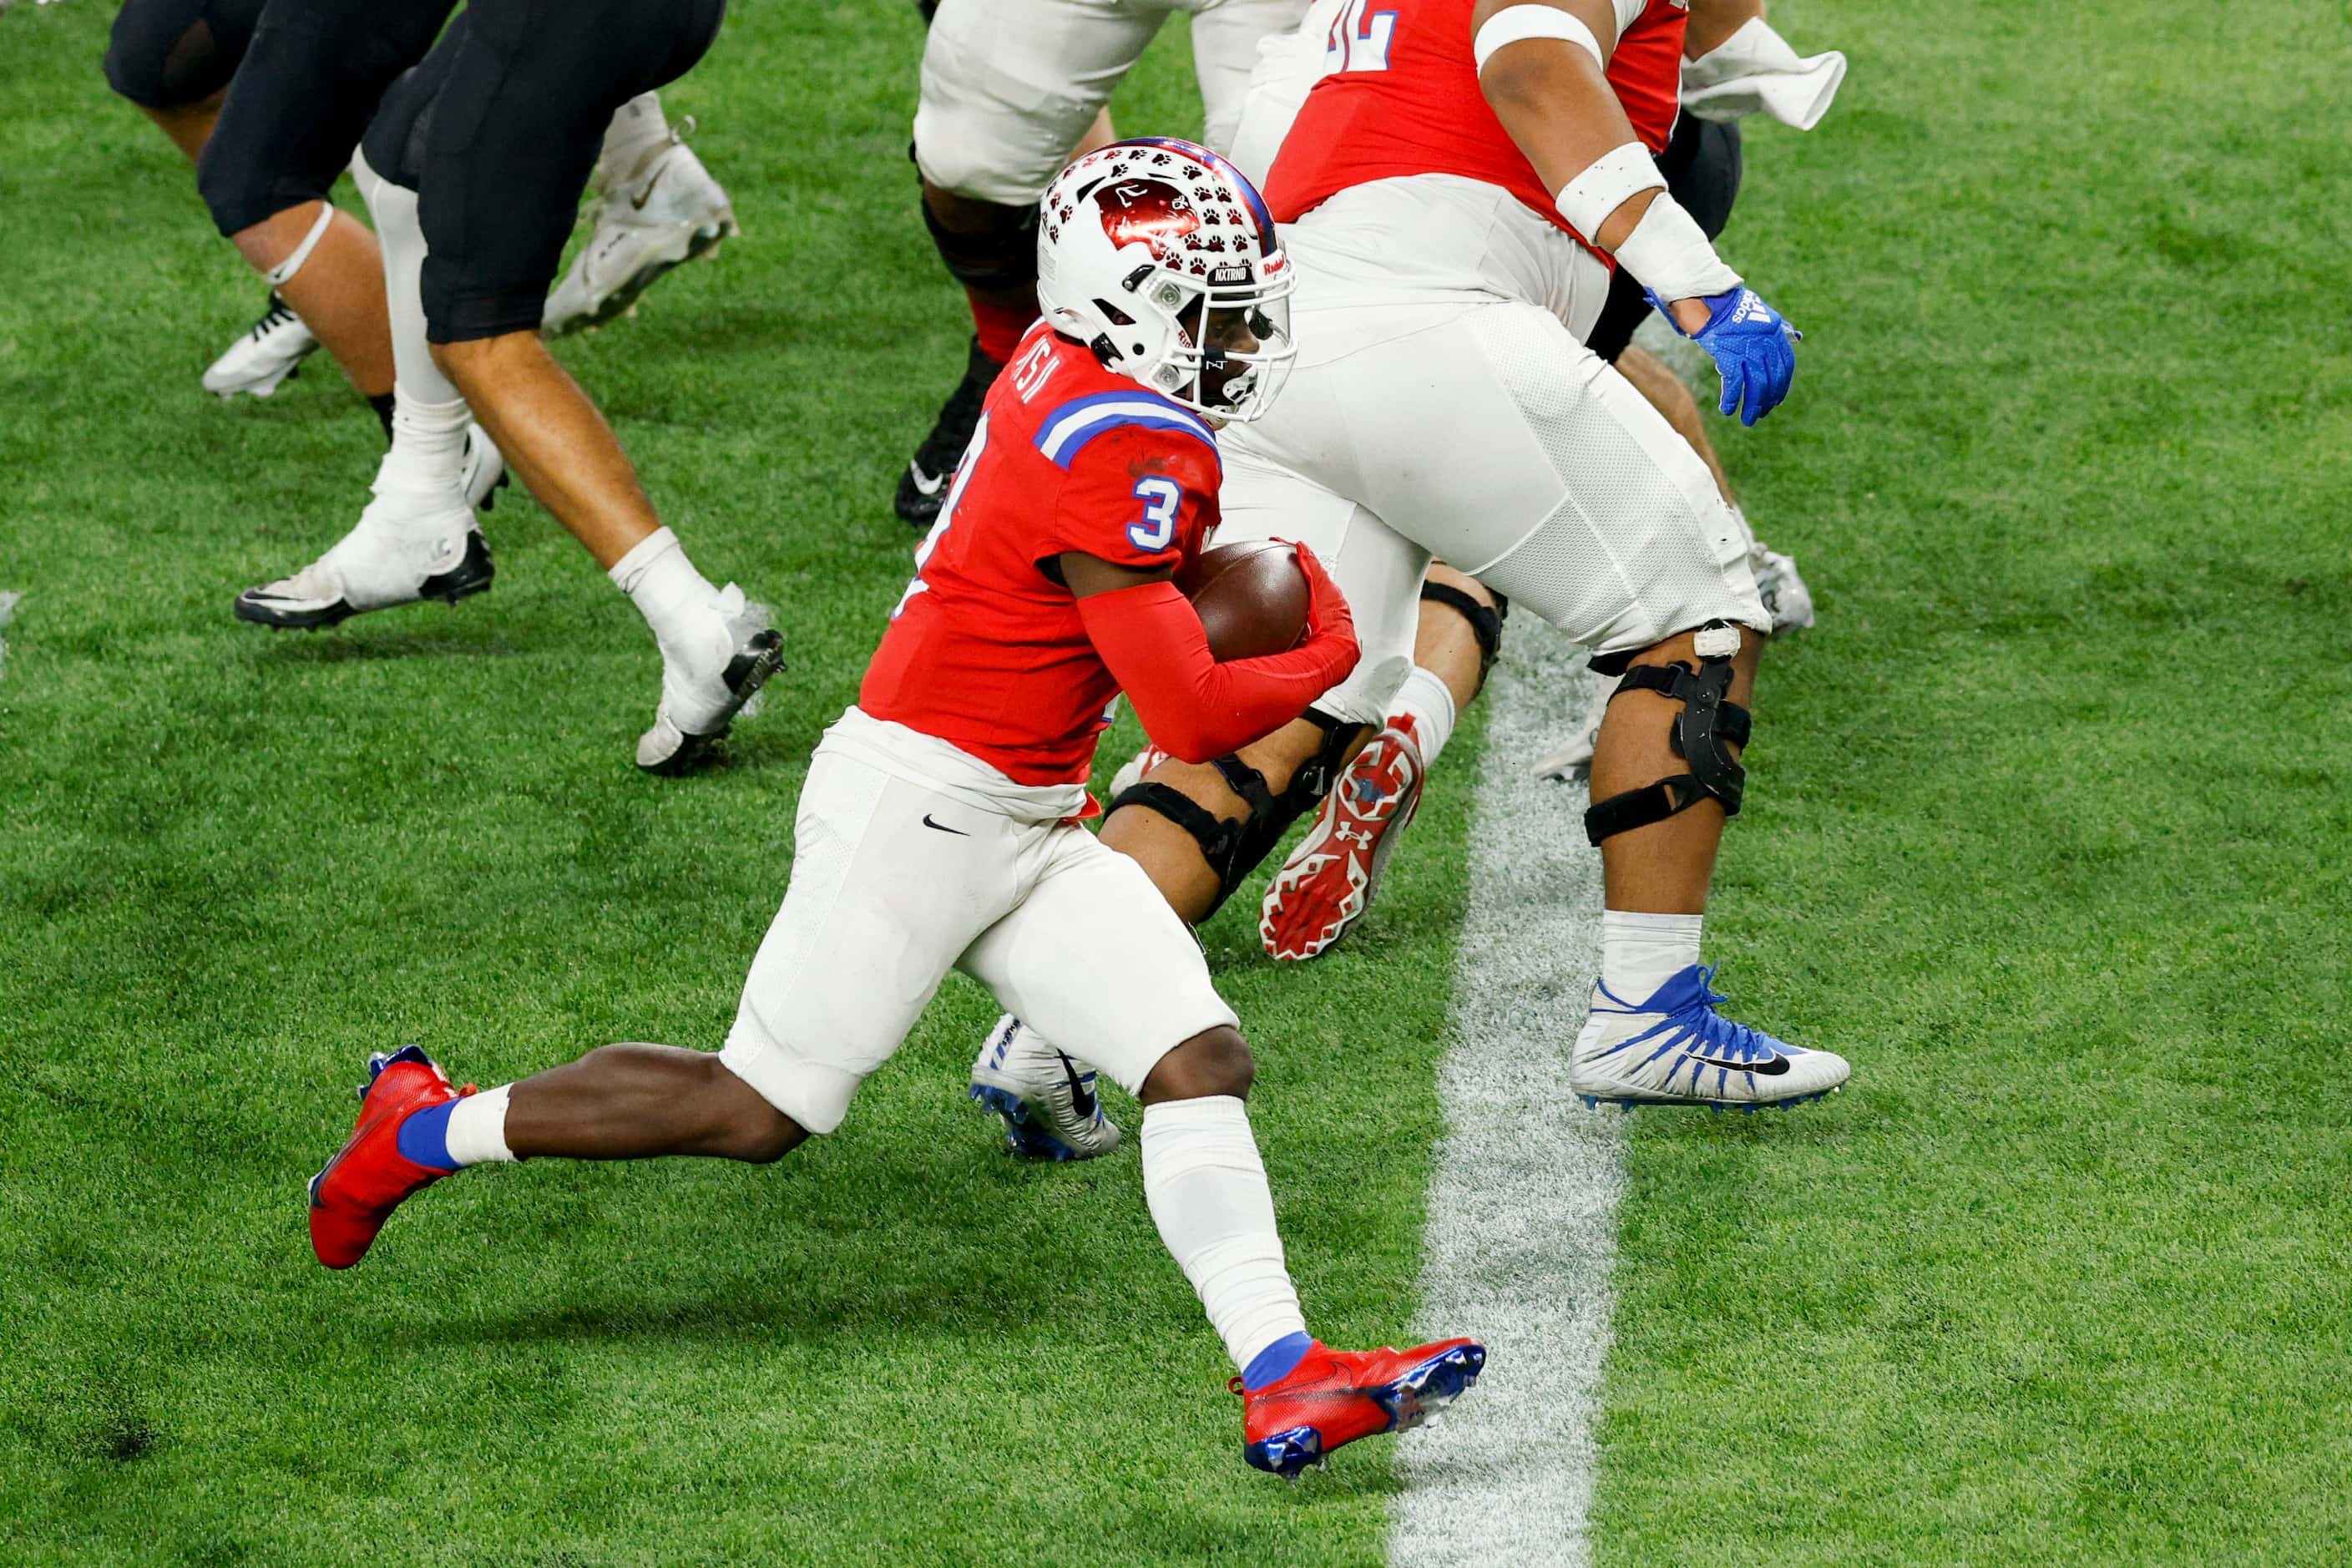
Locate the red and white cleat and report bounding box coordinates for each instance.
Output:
[306,1045,472,1269]
[1238,1338,1486,1479]
[1107,740,1172,800]
[1258,716,1426,962]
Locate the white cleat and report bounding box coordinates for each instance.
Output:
[1108,741,1171,800]
[1750,543,1815,635]
[544,129,737,336]
[233,484,489,630]
[1532,721,1601,784]
[635,583,785,774]
[968,1014,1124,1161]
[460,424,509,513]
[203,291,321,399]
[1571,963,1849,1111]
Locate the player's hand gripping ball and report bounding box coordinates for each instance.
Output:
[1178,541,1310,660]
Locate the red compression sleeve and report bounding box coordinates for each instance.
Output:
[1078,581,1358,762]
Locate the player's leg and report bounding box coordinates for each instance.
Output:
[402,0,778,769]
[965,372,1422,1152]
[542,89,740,336]
[305,739,1020,1267]
[195,0,448,406]
[1419,309,1845,1108]
[959,827,1482,1474]
[1186,0,1309,154]
[104,0,331,399]
[899,0,1163,525]
[1258,563,1503,959]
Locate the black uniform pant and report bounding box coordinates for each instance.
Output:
[193,0,725,343]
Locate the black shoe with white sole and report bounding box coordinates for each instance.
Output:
[893,336,1004,528]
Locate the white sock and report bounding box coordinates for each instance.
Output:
[598,93,672,188]
[1141,1096,1311,1375]
[377,387,472,499]
[444,1084,518,1166]
[1600,909,1703,1004]
[1390,664,1459,766]
[352,149,462,404]
[609,527,718,660]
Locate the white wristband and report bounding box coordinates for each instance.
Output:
[1553,142,1664,242]
[1474,4,1602,73]
[1611,193,1742,306]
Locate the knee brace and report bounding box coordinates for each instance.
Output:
[1419,579,1510,684]
[1108,712,1361,916]
[916,175,1040,294]
[1582,630,1751,847]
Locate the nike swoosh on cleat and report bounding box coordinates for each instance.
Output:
[922,814,969,835]
[628,166,666,212]
[905,463,948,498]
[1689,1052,1791,1075]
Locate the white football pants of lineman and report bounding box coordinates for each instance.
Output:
[720,708,1239,1135]
[1215,182,1772,725]
[914,0,1309,204]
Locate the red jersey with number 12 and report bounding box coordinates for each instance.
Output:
[1267,0,1690,245]
[860,321,1223,787]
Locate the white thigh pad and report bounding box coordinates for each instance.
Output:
[1188,0,1313,154]
[1216,441,1429,726]
[958,827,1239,1097]
[721,751,1026,1134]
[914,0,1171,204]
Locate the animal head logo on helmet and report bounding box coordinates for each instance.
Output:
[1036,138,1297,423]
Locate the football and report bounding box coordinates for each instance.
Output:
[1178,540,1310,660]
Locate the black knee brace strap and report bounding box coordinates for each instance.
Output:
[1582,657,1751,846]
[1107,712,1361,917]
[916,184,1039,293]
[1419,580,1510,680]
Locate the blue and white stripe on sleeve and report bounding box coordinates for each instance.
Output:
[1033,391,1218,471]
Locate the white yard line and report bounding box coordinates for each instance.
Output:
[0,591,19,684]
[1389,616,1625,1568]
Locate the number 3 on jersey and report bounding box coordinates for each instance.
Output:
[893,413,987,618]
[1129,476,1182,552]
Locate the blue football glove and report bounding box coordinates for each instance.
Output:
[1646,285,1802,427]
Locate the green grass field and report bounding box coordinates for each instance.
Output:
[3,1,2346,1562]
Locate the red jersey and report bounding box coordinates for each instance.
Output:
[1267,0,1688,250]
[860,322,1223,787]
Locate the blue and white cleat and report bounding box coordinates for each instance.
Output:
[1571,964,1849,1110]
[968,1014,1123,1161]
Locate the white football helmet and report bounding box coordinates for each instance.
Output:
[1035,137,1296,422]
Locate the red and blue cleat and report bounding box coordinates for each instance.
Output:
[1237,1338,1486,1479]
[306,1044,471,1269]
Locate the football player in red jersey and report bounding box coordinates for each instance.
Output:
[899,0,1309,527]
[1257,0,1846,953]
[303,138,1484,1479]
[969,0,1852,1123]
